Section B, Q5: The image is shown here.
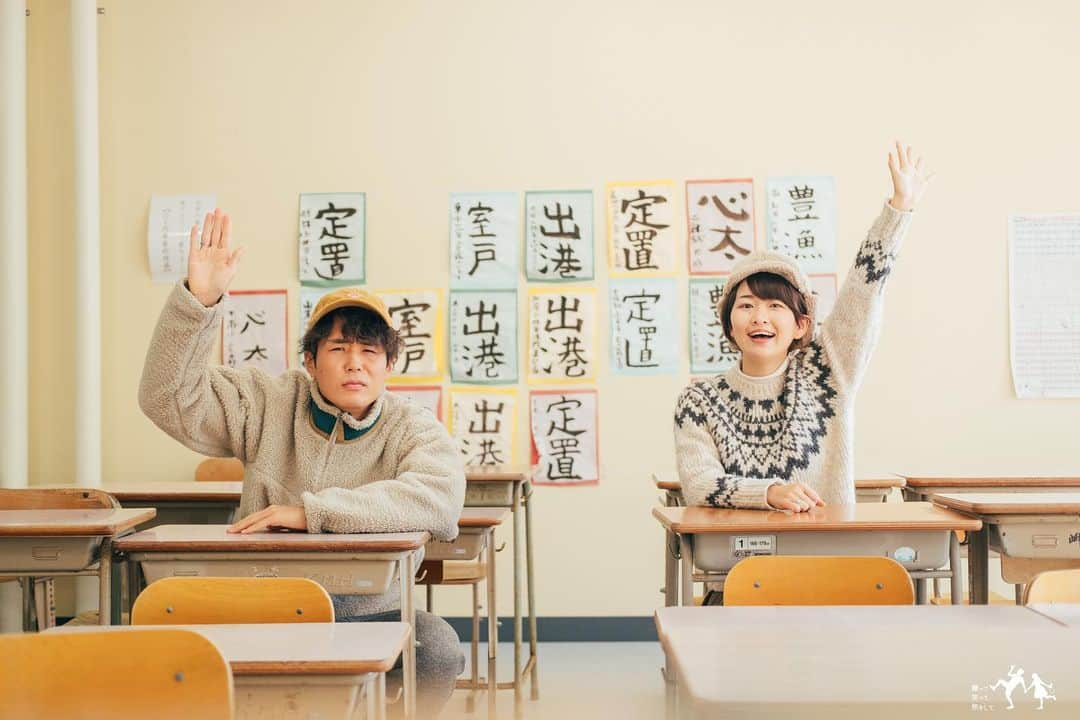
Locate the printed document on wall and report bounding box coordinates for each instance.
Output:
[1009,214,1080,398]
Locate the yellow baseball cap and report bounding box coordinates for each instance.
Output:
[307,287,392,331]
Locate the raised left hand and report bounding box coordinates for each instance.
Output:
[888,141,935,211]
[227,505,308,534]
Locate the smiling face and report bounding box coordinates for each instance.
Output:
[302,312,396,419]
[722,273,811,375]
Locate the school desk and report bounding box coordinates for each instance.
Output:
[655,605,1076,719]
[899,475,1080,502]
[0,507,155,629]
[464,465,538,699]
[107,481,242,525]
[653,503,982,606]
[653,476,908,606]
[42,481,243,527]
[51,621,409,720]
[113,525,428,719]
[653,477,906,506]
[423,507,509,707]
[932,493,1080,607]
[1028,603,1080,626]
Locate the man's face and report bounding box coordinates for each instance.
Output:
[303,316,392,419]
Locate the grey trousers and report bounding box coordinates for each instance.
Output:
[341,609,465,719]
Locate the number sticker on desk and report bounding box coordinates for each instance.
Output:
[731,535,775,558]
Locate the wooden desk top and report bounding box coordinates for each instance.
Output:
[51,622,410,675]
[0,508,157,537]
[40,482,244,502]
[932,492,1080,516]
[855,477,906,489]
[106,482,243,502]
[457,508,510,527]
[114,525,429,552]
[652,478,906,491]
[652,502,982,533]
[656,606,1078,709]
[1029,603,1080,627]
[902,475,1080,489]
[465,465,530,482]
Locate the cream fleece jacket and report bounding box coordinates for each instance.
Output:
[139,282,465,615]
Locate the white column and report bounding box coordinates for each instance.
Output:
[72,0,102,614]
[0,0,29,632]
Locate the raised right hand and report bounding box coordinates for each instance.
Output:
[766,481,825,513]
[187,208,244,307]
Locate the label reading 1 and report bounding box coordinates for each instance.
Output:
[731,535,775,558]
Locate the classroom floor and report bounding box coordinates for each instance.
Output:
[441,641,666,720]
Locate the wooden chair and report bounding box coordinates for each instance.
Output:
[0,628,234,719]
[723,556,915,606]
[0,487,119,630]
[195,457,245,482]
[1024,569,1080,604]
[132,576,334,624]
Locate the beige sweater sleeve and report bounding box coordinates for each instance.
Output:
[138,282,268,461]
[817,202,913,392]
[301,412,466,541]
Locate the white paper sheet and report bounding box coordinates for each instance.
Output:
[147,194,216,284]
[766,177,836,275]
[223,290,289,376]
[450,389,517,466]
[299,192,366,287]
[1009,215,1080,398]
[530,390,599,485]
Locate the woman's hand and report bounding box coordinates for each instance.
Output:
[187,208,244,307]
[888,141,935,212]
[766,482,825,513]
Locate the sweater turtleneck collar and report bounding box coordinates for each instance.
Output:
[723,354,793,401]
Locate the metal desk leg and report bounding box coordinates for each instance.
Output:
[374,671,386,720]
[511,481,522,698]
[949,530,962,605]
[967,526,990,605]
[486,527,497,717]
[470,583,480,691]
[125,552,142,622]
[664,529,679,608]
[99,538,113,626]
[524,480,539,700]
[21,577,34,632]
[679,535,694,607]
[663,492,678,608]
[400,551,417,720]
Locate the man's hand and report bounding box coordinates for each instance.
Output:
[766,482,825,513]
[188,208,244,307]
[227,505,308,534]
[888,141,935,212]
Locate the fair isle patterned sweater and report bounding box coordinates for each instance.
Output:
[139,282,466,617]
[674,203,913,509]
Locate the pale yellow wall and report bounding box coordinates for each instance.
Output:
[26,0,1080,618]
